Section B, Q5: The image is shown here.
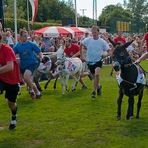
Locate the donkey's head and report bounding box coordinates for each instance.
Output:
[112,45,132,71]
[56,45,65,65]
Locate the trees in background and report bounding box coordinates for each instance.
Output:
[124,0,148,32]
[99,0,148,32]
[3,0,148,32]
[99,4,132,33]
[3,0,75,22]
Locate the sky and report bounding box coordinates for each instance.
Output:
[65,0,123,19]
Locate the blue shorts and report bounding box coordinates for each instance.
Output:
[20,64,38,75]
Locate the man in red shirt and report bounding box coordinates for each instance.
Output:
[64,37,87,89]
[0,33,20,130]
[114,31,126,44]
[143,32,148,51]
[64,38,80,58]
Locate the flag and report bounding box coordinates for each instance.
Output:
[29,0,38,22]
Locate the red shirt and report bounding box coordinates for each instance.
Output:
[0,44,20,84]
[64,43,80,58]
[144,32,148,50]
[114,36,126,44]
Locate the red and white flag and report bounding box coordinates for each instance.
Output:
[29,0,38,22]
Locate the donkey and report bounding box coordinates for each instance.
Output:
[56,45,83,95]
[33,53,57,91]
[111,41,146,120]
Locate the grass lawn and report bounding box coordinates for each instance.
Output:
[0,61,148,148]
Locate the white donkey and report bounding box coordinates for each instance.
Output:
[56,45,83,95]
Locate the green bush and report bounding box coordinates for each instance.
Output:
[4,18,62,31]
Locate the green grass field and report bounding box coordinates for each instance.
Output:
[0,61,148,148]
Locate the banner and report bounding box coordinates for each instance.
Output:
[29,0,38,22]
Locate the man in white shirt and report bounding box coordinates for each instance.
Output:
[80,25,110,98]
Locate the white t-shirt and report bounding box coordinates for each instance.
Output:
[127,45,134,52]
[82,37,109,64]
[6,36,14,45]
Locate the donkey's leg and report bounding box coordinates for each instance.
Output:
[44,76,52,90]
[126,96,134,120]
[110,67,114,76]
[136,89,144,119]
[117,88,124,120]
[53,75,59,90]
[65,75,70,92]
[72,76,77,91]
[34,71,42,91]
[60,75,66,95]
[44,72,58,90]
[72,73,80,91]
[131,98,135,117]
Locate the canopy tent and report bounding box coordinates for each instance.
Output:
[34,26,90,38]
[34,26,73,37]
[70,27,90,37]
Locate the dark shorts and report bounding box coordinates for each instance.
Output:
[0,81,20,103]
[20,64,38,75]
[87,61,103,74]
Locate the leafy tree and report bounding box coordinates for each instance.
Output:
[99,4,132,33]
[3,0,75,23]
[124,0,148,32]
[78,16,94,27]
[4,0,25,19]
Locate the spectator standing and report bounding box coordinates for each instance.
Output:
[114,31,126,44]
[41,36,55,52]
[142,32,148,51]
[6,31,14,49]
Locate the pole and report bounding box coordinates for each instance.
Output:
[95,0,97,24]
[27,0,30,31]
[74,0,78,27]
[0,0,4,31]
[93,0,94,23]
[14,0,17,42]
[80,9,87,16]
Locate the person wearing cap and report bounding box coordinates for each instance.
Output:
[0,33,20,130]
[13,29,43,99]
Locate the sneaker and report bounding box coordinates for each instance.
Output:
[91,91,96,98]
[97,85,102,95]
[82,85,87,89]
[9,120,16,130]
